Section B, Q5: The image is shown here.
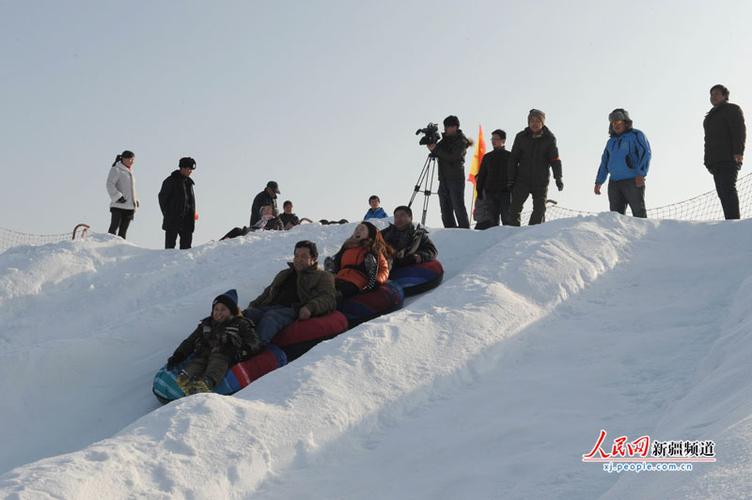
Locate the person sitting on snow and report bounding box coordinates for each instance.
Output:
[166,289,260,395]
[381,205,438,268]
[252,205,284,231]
[279,200,301,229]
[324,221,393,300]
[363,195,388,220]
[243,240,337,345]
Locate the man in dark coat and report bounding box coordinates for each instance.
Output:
[704,84,746,219]
[251,181,280,226]
[507,109,563,226]
[243,240,337,344]
[381,205,438,267]
[158,157,197,249]
[476,129,512,228]
[427,115,472,229]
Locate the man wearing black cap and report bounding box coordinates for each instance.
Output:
[476,129,512,227]
[251,181,280,227]
[158,157,197,249]
[704,84,746,219]
[427,115,472,228]
[507,109,563,226]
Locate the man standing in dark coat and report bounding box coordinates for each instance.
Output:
[507,109,563,226]
[704,84,746,219]
[476,129,512,227]
[158,157,197,249]
[251,181,280,227]
[427,115,472,229]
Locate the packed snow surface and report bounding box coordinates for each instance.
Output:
[1,214,751,499]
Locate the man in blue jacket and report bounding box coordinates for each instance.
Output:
[594,109,651,218]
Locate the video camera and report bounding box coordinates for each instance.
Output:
[415,122,441,146]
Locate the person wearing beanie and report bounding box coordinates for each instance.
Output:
[427,115,473,228]
[381,206,438,268]
[158,157,197,249]
[244,240,337,344]
[475,129,512,228]
[704,84,746,219]
[250,181,280,227]
[507,109,564,226]
[106,150,139,239]
[166,289,260,395]
[324,222,393,300]
[594,108,652,218]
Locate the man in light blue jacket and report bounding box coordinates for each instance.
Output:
[594,109,651,218]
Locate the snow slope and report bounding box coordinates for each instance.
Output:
[0,215,751,499]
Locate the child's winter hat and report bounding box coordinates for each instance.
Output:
[212,289,240,316]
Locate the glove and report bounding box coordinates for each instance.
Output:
[555,179,564,191]
[117,196,127,203]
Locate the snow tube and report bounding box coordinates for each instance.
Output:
[272,311,349,362]
[337,281,405,328]
[388,260,444,297]
[152,344,287,404]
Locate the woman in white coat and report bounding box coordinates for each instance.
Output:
[106,150,139,239]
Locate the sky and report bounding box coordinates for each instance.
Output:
[1,0,751,248]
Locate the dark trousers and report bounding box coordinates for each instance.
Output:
[165,229,193,249]
[712,165,740,219]
[108,208,134,239]
[510,183,547,226]
[335,279,360,304]
[438,179,470,228]
[608,179,647,218]
[485,191,513,226]
[183,350,231,387]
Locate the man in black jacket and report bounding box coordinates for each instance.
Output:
[427,115,471,228]
[381,205,438,267]
[476,129,512,228]
[158,157,197,249]
[704,84,746,219]
[507,109,563,226]
[251,181,280,226]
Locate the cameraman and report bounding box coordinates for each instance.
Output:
[427,115,472,228]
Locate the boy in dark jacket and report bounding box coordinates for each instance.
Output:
[508,109,563,226]
[167,289,260,395]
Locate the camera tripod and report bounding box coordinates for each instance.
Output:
[408,154,438,225]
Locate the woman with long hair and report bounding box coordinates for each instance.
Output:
[325,221,393,300]
[106,150,139,239]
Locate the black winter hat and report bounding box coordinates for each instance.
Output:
[443,115,460,127]
[267,181,280,194]
[179,157,196,170]
[212,289,240,316]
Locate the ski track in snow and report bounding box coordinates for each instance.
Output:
[1,214,751,499]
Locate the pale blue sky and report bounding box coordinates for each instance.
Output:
[1,0,750,248]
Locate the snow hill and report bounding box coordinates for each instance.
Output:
[1,215,751,499]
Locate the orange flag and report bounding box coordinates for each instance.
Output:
[468,125,486,216]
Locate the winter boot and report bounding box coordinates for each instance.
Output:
[175,370,191,394]
[186,377,213,395]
